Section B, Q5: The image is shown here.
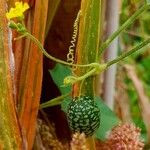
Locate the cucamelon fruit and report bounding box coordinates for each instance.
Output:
[67,95,100,136]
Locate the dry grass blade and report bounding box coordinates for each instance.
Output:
[0,0,23,149]
[125,64,150,144]
[17,0,48,149]
[115,67,132,122]
[45,0,61,37]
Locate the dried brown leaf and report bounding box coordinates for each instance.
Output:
[125,64,150,143]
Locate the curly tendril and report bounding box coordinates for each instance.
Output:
[67,10,81,64]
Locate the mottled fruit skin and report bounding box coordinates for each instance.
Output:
[67,95,100,136]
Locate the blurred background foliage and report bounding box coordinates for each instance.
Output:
[119,0,150,142]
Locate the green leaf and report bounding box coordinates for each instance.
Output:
[94,96,120,140]
[49,63,72,110]
[61,97,71,112]
[49,63,72,94]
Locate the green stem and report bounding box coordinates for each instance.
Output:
[40,93,70,109]
[65,38,150,85]
[75,68,97,83]
[64,67,99,86]
[99,4,150,54]
[106,38,150,67]
[123,30,149,39]
[25,32,94,68]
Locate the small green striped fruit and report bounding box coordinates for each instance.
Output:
[67,95,100,136]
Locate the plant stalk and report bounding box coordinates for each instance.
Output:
[106,38,150,67]
[99,4,150,54]
[73,0,103,149]
[103,0,120,109]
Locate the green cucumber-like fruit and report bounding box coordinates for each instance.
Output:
[67,95,100,136]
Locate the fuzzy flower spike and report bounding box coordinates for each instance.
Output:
[6,2,29,20]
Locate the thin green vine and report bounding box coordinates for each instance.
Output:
[8,21,99,68]
[26,32,87,67]
[106,38,150,67]
[99,4,150,55]
[15,28,150,86]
